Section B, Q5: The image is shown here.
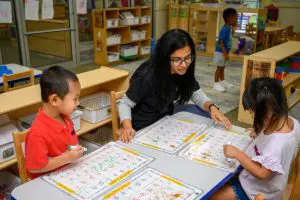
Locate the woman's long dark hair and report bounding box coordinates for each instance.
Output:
[242,77,289,134]
[152,29,197,109]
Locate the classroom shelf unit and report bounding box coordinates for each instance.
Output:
[92,6,152,65]
[188,5,267,60]
[238,41,300,124]
[0,67,129,170]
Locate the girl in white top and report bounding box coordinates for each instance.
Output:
[210,77,300,200]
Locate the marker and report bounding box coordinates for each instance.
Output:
[227,141,233,163]
[68,145,87,152]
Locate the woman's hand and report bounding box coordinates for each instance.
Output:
[210,106,232,129]
[119,119,136,143]
[223,144,241,159]
[119,127,136,143]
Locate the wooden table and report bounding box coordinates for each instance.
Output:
[0,64,42,86]
[264,26,286,49]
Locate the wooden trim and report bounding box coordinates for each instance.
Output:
[13,131,29,184]
[3,69,35,92]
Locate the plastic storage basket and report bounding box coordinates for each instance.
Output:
[79,92,111,124]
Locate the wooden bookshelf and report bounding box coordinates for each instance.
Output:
[238,41,300,124]
[0,67,129,170]
[92,6,152,65]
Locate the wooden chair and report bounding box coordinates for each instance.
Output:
[110,90,126,141]
[3,69,35,92]
[12,131,29,184]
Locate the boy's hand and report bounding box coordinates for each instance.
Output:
[66,145,84,163]
[224,144,240,159]
[248,128,257,139]
[119,127,136,143]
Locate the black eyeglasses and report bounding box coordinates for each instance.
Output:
[170,54,194,66]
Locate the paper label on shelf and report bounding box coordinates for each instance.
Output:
[0,2,12,23]
[42,0,54,19]
[25,1,39,21]
[77,0,87,14]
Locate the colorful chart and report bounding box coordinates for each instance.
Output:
[43,142,154,200]
[133,116,207,154]
[98,168,203,200]
[179,127,252,172]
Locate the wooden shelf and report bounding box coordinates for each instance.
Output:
[77,118,112,136]
[0,158,17,170]
[251,41,300,62]
[282,73,300,88]
[93,7,152,65]
[197,29,208,33]
[107,23,151,30]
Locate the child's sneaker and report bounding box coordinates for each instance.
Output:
[213,82,226,92]
[221,80,234,89]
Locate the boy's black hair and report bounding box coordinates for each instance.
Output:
[223,8,237,23]
[40,65,79,102]
[242,77,289,134]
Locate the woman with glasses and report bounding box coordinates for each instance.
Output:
[118,29,232,143]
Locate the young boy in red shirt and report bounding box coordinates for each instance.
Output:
[25,66,84,179]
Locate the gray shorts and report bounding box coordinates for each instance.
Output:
[213,51,227,67]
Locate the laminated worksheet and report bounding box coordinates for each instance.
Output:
[179,127,252,172]
[43,142,153,200]
[132,116,207,154]
[98,168,203,200]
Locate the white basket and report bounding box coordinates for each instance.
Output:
[107,35,121,45]
[120,45,139,57]
[70,110,83,131]
[131,30,146,41]
[17,113,36,131]
[120,17,139,25]
[0,171,21,199]
[107,52,120,62]
[141,16,151,24]
[106,18,119,28]
[141,46,150,55]
[79,92,111,124]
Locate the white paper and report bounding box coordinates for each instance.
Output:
[133,116,207,154]
[43,142,153,200]
[0,123,19,146]
[77,0,87,14]
[25,1,39,21]
[0,2,12,23]
[42,0,54,19]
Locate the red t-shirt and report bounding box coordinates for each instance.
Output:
[25,108,78,179]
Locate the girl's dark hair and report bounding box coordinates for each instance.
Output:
[40,65,79,102]
[242,77,289,134]
[152,29,197,109]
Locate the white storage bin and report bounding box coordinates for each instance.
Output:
[0,171,21,199]
[139,30,146,39]
[131,30,146,41]
[107,52,120,62]
[79,92,111,124]
[70,110,83,131]
[120,45,139,57]
[106,18,119,28]
[0,123,19,163]
[141,46,151,55]
[78,138,101,155]
[141,16,151,24]
[107,35,121,45]
[134,17,139,24]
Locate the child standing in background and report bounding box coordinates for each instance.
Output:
[210,77,300,200]
[212,8,237,92]
[25,66,84,179]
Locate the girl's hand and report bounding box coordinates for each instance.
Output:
[248,128,257,139]
[119,127,136,143]
[223,144,240,159]
[210,107,232,129]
